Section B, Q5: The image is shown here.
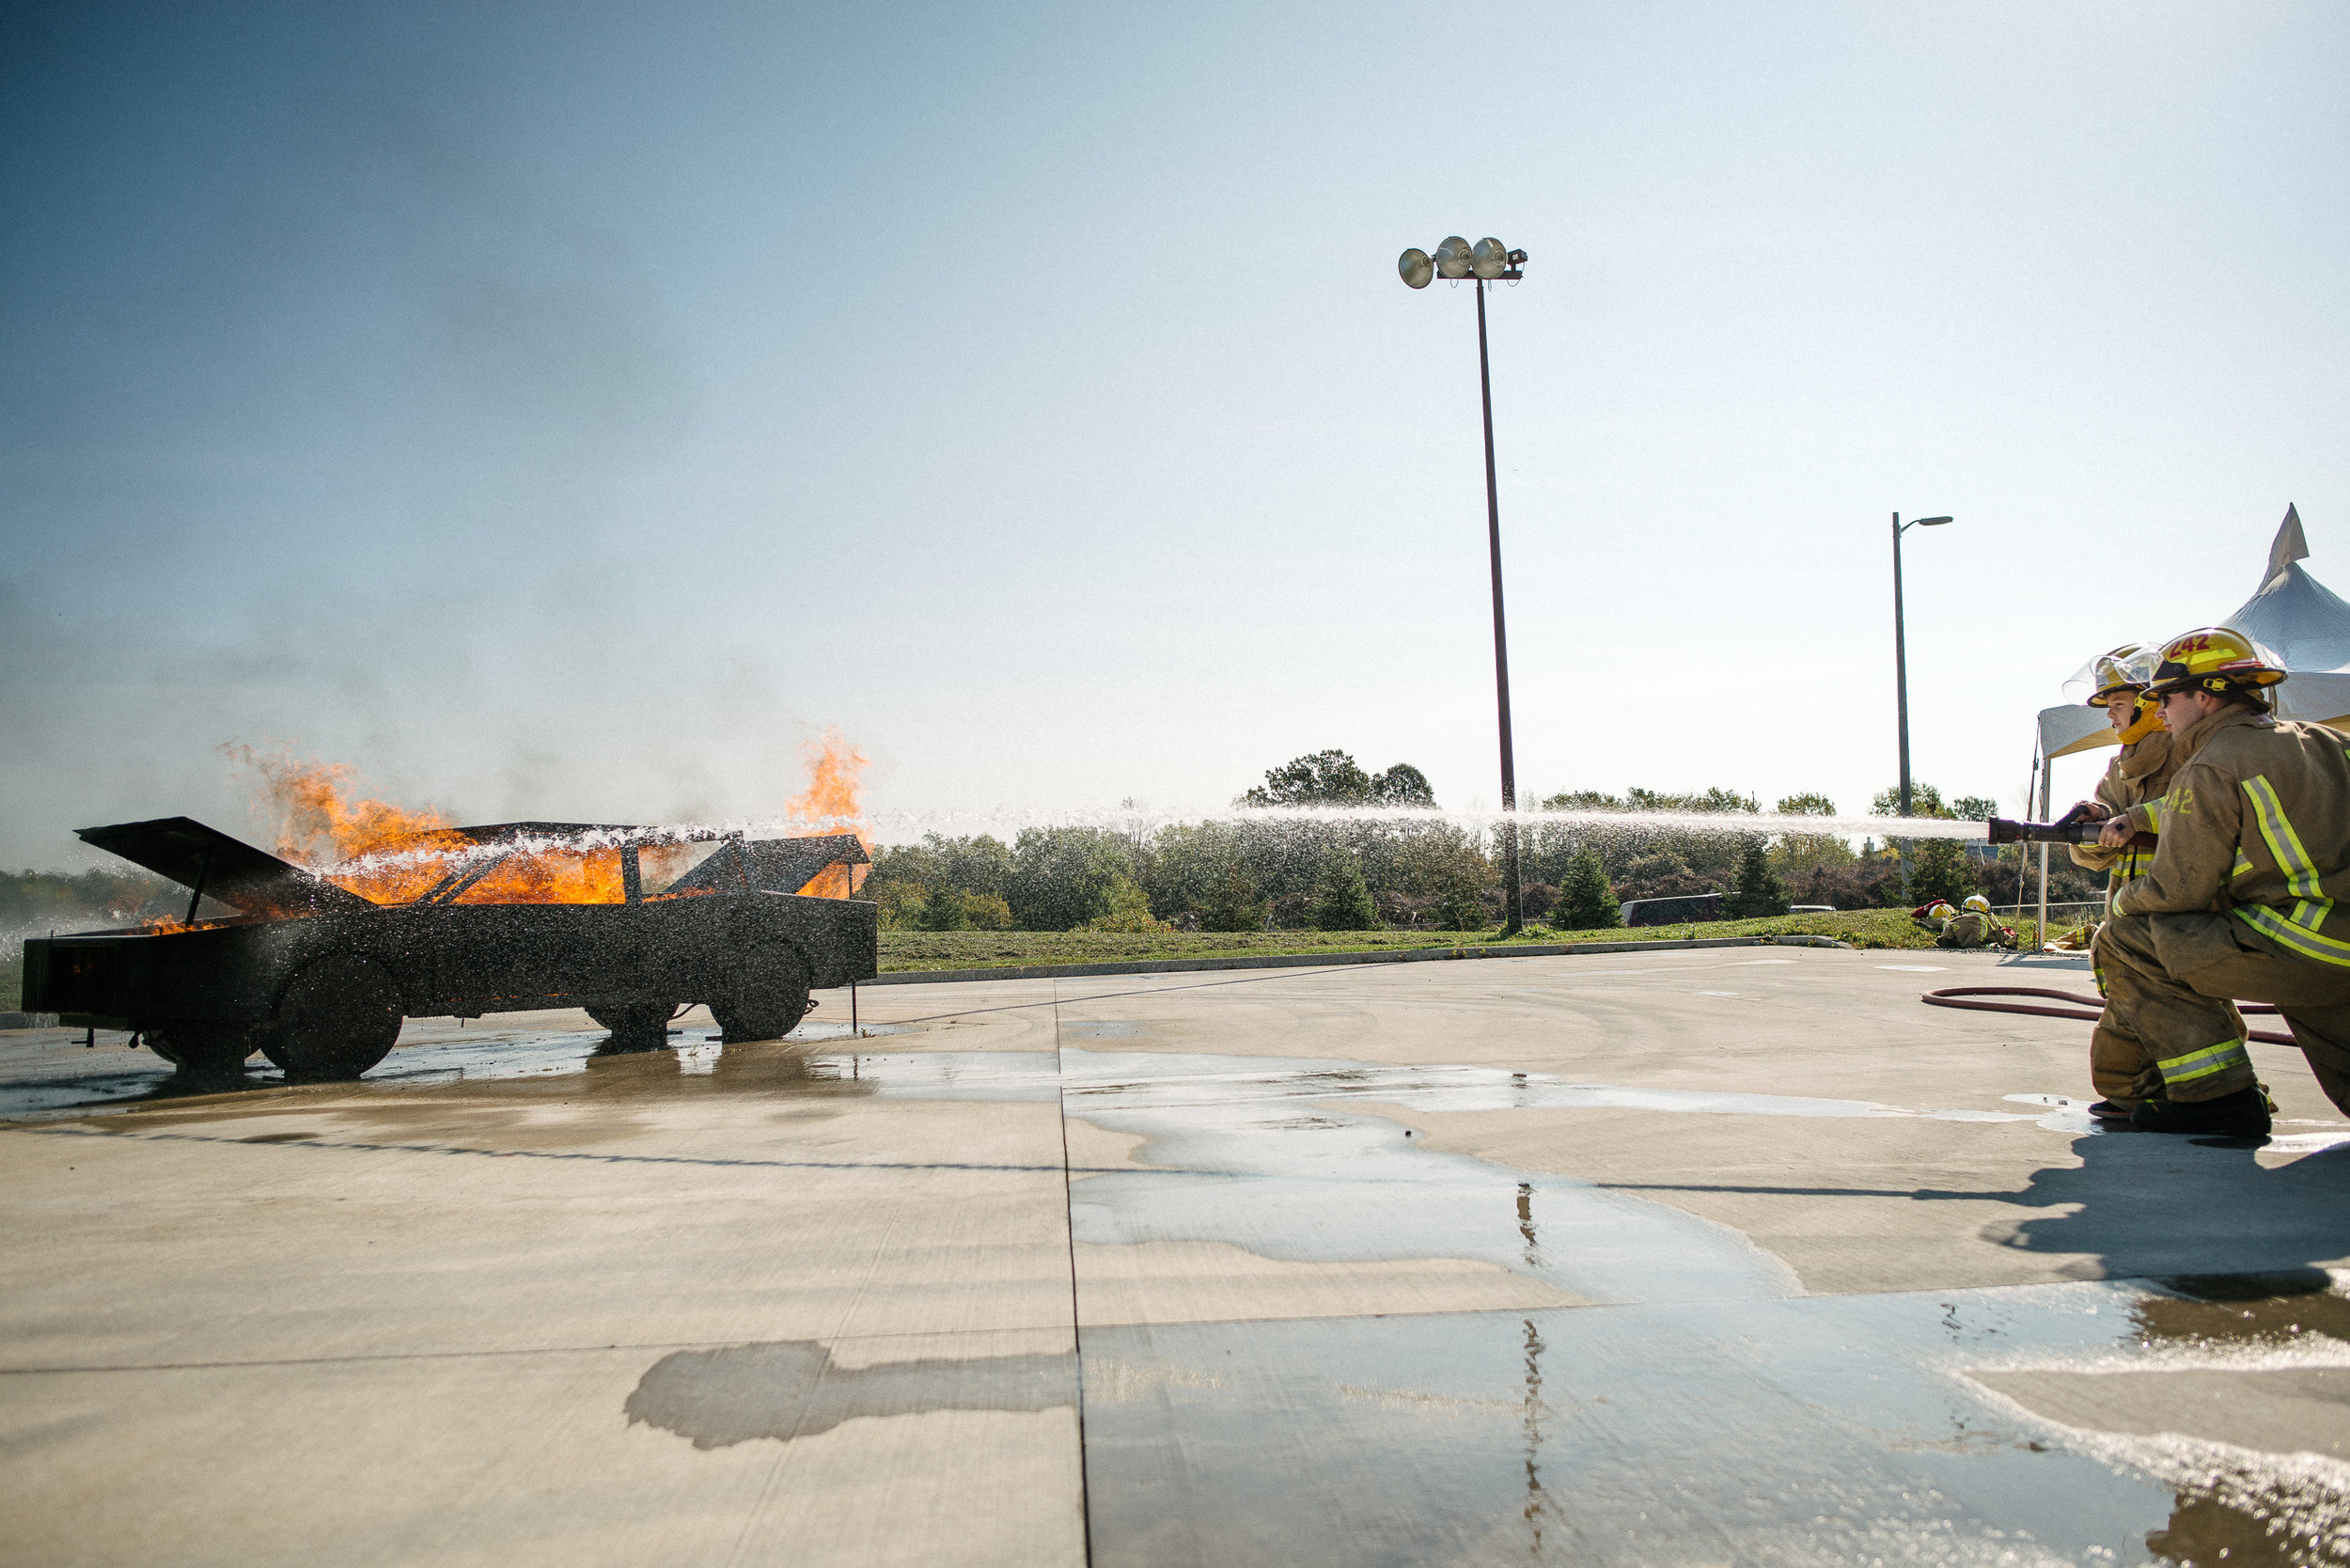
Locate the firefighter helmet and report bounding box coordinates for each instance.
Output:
[2144,627,2287,698]
[1962,894,1991,915]
[2084,643,2158,707]
[1927,901,1956,922]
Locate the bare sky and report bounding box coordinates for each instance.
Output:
[3,1,2344,865]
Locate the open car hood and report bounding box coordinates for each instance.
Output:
[78,818,377,918]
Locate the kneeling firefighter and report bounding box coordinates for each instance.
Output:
[2091,627,2350,1136]
[2064,644,2179,1117]
[1935,894,2013,950]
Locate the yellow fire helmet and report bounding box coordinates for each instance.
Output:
[2084,642,2158,707]
[1962,894,1991,915]
[1927,902,1957,921]
[2144,627,2288,698]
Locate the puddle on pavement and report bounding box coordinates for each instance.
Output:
[1079,1281,2350,1568]
[1058,1049,1802,1305]
[626,1341,1076,1448]
[30,1052,1063,1164]
[0,1020,928,1121]
[1058,1047,2070,1131]
[1049,1049,2350,1565]
[2134,1270,2350,1348]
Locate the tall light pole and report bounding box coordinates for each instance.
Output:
[1891,511,1952,826]
[1402,236,1529,933]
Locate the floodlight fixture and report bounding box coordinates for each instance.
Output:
[1470,237,1510,279]
[1433,236,1474,279]
[1399,248,1434,289]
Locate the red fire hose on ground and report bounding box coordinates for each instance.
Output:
[1921,986,2295,1046]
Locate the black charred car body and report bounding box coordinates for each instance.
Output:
[19,817,878,1079]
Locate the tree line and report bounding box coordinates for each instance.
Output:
[0,869,181,941]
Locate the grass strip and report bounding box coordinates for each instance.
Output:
[877,908,1947,972]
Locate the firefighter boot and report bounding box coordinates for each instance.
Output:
[2128,1086,2273,1138]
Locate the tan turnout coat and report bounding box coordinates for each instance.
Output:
[2113,707,2350,970]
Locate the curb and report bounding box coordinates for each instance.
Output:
[856,933,1856,988]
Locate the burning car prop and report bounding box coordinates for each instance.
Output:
[19,817,878,1079]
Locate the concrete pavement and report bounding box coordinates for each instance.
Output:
[4,945,2347,1564]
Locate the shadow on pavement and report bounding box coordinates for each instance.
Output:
[1960,1133,2350,1281]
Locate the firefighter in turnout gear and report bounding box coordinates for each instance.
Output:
[2068,644,2175,892]
[2064,643,2179,1119]
[2091,627,2350,1136]
[1935,893,2012,950]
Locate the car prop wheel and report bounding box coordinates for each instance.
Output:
[146,1022,258,1074]
[263,954,402,1081]
[587,1001,675,1052]
[711,948,812,1043]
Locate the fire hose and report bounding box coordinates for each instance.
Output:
[1942,817,2296,1043]
[1921,986,2295,1046]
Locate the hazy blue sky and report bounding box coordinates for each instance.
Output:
[4,1,2344,864]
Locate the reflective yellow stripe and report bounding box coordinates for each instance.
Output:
[2232,850,2254,879]
[2236,903,2350,967]
[2155,1038,2250,1084]
[2142,798,2167,830]
[2242,776,2325,899]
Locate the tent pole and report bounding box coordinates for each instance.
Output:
[2036,745,2052,952]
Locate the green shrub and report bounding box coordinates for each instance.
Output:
[961,892,1012,931]
[1554,849,1622,930]
[1198,864,1268,933]
[1085,874,1171,933]
[1727,838,1789,918]
[916,886,971,931]
[1397,824,1494,931]
[1904,838,1976,905]
[1007,827,1130,931]
[1311,849,1379,931]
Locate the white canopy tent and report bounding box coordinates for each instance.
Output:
[2034,506,2350,764]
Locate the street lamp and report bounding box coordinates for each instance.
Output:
[1401,235,1530,933]
[1891,512,1952,823]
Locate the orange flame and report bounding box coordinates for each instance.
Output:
[218,735,872,906]
[448,845,626,905]
[783,729,870,898]
[223,744,466,903]
[223,745,454,865]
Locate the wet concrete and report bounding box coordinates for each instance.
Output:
[4,947,2347,1565]
[0,1008,920,1121]
[626,1341,1078,1447]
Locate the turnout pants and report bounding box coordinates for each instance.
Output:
[2093,910,2350,1115]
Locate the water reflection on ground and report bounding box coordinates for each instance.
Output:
[0,1018,920,1120]
[1051,1049,2350,1567]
